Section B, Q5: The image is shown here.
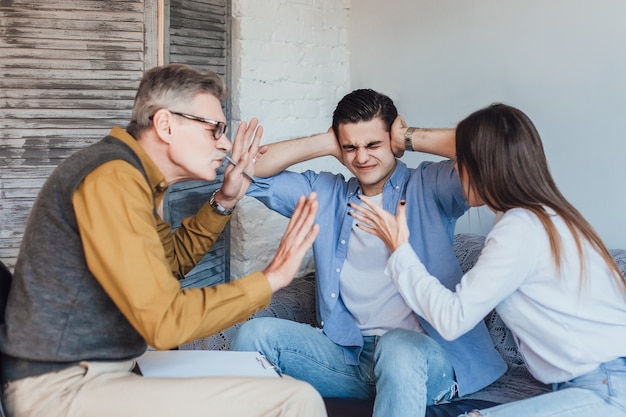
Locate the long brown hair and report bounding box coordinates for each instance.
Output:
[456,103,624,288]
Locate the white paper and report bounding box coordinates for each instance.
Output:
[136,350,280,378]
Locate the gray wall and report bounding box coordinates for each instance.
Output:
[349,0,626,248]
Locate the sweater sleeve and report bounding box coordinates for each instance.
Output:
[73,160,272,349]
[386,210,539,341]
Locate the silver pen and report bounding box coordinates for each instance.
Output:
[224,155,257,183]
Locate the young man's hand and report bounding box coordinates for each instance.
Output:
[390,115,409,158]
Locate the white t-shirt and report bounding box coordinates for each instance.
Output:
[386,207,626,383]
[340,194,423,336]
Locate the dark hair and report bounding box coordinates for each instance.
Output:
[332,89,398,138]
[456,103,624,287]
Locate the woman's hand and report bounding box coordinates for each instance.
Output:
[348,196,410,252]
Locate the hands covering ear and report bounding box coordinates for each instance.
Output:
[390,115,409,158]
[348,196,410,252]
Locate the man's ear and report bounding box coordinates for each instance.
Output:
[151,109,174,144]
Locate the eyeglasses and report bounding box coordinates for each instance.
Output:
[150,110,228,140]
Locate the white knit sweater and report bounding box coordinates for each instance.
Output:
[386,207,626,384]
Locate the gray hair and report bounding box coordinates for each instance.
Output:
[126,64,227,137]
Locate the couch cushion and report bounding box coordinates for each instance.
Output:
[610,248,626,276]
[179,272,317,350]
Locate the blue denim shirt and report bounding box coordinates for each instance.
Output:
[247,159,506,395]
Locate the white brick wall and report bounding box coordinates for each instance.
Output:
[229,0,351,279]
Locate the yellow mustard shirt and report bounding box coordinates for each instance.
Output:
[71,126,271,350]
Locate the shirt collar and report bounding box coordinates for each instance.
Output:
[107,126,169,200]
[388,160,409,191]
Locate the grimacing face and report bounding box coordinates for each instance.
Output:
[337,117,396,196]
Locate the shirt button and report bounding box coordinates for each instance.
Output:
[336,268,340,273]
[341,240,346,245]
[331,293,336,298]
[156,181,168,192]
[320,321,325,327]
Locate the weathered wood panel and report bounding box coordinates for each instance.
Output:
[161,0,232,286]
[0,0,153,269]
[169,0,228,74]
[0,0,230,282]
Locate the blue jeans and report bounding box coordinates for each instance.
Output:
[461,357,626,417]
[232,317,457,417]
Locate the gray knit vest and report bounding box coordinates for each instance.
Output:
[0,136,154,382]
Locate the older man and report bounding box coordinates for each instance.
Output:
[0,64,325,417]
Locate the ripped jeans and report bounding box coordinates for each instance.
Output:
[460,357,626,417]
[233,319,456,417]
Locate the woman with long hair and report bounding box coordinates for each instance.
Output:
[350,103,626,417]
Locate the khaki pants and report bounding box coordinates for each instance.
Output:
[4,359,327,417]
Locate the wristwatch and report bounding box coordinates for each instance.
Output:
[209,189,235,216]
[404,127,416,152]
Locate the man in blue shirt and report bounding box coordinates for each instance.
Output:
[232,89,506,417]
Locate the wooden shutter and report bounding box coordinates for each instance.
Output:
[162,0,231,287]
[0,0,158,269]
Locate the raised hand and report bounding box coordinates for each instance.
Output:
[390,115,409,158]
[219,118,264,206]
[264,193,320,292]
